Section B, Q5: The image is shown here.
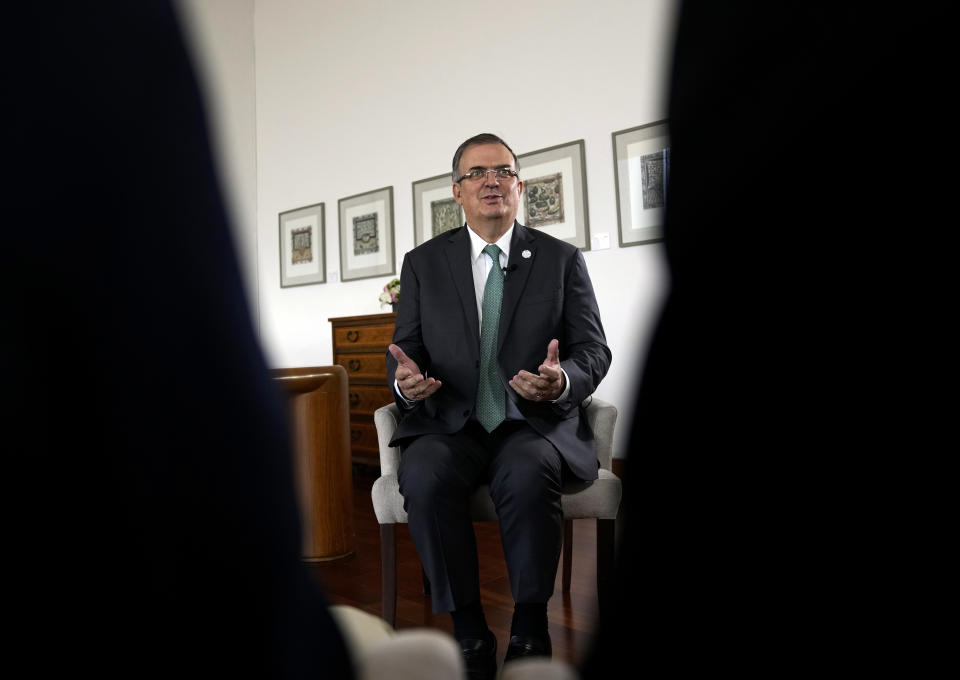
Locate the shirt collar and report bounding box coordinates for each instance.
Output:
[467,223,513,264]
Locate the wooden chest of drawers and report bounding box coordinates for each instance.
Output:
[330,312,396,467]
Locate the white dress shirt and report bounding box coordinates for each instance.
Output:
[467,224,512,331]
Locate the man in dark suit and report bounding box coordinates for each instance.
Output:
[385,133,610,679]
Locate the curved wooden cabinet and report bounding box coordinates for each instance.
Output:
[329,313,396,468]
[271,365,354,562]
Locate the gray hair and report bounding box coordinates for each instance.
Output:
[451,133,519,183]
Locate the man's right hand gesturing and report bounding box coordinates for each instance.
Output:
[389,343,442,402]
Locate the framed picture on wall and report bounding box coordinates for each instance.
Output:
[338,186,396,282]
[412,172,463,246]
[517,140,590,250]
[612,120,670,247]
[279,202,326,288]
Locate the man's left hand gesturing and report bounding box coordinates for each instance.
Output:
[509,338,565,402]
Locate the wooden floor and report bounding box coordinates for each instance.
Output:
[309,464,601,669]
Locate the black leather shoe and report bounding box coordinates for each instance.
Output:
[503,632,552,663]
[460,634,497,680]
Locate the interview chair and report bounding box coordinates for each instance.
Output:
[371,398,621,626]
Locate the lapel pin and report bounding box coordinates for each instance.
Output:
[522,249,532,259]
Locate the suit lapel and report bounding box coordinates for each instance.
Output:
[443,226,480,355]
[497,221,536,353]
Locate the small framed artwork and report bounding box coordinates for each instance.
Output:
[612,120,670,247]
[412,172,463,245]
[338,186,396,282]
[517,139,590,250]
[279,202,326,288]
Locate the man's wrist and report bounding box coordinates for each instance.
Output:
[394,379,416,408]
[549,368,571,403]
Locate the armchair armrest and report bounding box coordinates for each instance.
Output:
[374,403,402,476]
[585,398,618,471]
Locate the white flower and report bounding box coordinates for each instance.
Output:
[378,278,401,307]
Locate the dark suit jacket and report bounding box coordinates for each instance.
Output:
[386,222,611,481]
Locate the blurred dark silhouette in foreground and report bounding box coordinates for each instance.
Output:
[5,3,353,677]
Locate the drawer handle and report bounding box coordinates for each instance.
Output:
[348,359,362,372]
[351,429,362,441]
[346,330,359,342]
[349,392,360,407]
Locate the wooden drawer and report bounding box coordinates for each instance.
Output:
[329,313,397,469]
[348,419,380,452]
[336,351,387,382]
[348,384,393,415]
[333,324,395,351]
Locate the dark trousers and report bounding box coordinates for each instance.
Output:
[397,420,565,614]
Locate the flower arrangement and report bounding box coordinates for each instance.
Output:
[379,278,401,309]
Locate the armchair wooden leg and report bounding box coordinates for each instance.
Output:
[562,519,573,592]
[380,523,397,627]
[596,518,615,617]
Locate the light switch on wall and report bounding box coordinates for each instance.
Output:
[591,232,611,250]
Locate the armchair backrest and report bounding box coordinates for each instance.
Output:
[374,398,617,475]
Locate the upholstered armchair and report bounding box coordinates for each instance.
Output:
[371,397,622,626]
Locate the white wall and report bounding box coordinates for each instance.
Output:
[176,0,260,328]
[195,0,678,458]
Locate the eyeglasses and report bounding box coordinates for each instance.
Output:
[455,167,519,183]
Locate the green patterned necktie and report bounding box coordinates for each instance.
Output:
[476,244,505,432]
